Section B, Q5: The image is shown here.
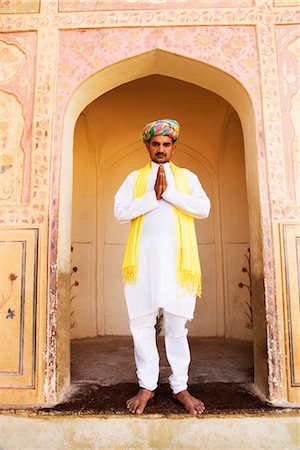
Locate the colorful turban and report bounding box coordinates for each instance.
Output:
[140,119,180,143]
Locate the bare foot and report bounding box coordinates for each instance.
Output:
[126,388,154,414]
[174,390,205,415]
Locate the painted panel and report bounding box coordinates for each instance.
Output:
[281,224,300,395]
[274,0,299,5]
[0,32,37,206]
[275,25,299,201]
[0,0,40,14]
[0,242,24,373]
[0,229,38,388]
[59,0,253,13]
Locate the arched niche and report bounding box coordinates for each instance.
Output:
[57,50,269,400]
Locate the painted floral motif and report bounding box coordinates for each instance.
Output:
[0,41,26,82]
[6,308,15,319]
[221,36,247,58]
[238,248,253,329]
[57,26,260,109]
[0,272,17,319]
[70,246,79,330]
[193,30,215,48]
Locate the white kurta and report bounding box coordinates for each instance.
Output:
[114,161,210,320]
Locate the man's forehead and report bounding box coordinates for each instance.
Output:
[149,135,173,143]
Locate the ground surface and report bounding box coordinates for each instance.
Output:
[71,336,254,385]
[39,382,290,416]
[36,337,287,415]
[1,337,295,416]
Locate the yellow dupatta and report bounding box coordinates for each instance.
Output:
[122,162,202,297]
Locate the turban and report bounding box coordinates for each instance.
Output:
[140,119,180,143]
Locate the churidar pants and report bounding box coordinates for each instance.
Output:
[129,310,190,394]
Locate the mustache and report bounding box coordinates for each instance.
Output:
[155,151,166,156]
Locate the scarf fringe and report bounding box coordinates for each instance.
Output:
[123,268,202,297]
[177,270,202,298]
[123,266,137,283]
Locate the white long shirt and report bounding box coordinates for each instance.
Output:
[114,161,210,320]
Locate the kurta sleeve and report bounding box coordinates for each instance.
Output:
[114,171,159,223]
[162,170,210,219]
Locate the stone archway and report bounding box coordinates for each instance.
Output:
[54,50,270,402]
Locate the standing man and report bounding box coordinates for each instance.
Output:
[114,119,210,415]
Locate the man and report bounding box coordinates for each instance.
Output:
[114,119,210,415]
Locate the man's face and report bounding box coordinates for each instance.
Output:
[146,135,176,164]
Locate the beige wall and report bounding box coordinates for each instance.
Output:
[71,75,252,341]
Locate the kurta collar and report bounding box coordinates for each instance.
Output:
[151,161,171,170]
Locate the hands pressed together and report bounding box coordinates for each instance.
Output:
[154,164,168,200]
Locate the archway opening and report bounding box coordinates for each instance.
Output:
[70,74,254,387]
[57,50,268,404]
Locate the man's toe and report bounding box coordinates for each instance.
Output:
[127,403,134,413]
[196,404,205,414]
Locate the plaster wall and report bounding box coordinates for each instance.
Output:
[0,0,299,406]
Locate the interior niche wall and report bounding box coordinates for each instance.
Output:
[70,75,252,342]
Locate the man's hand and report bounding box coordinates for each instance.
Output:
[154,164,168,200]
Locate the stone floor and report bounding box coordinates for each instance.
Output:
[71,336,253,386]
[35,337,290,416]
[71,336,254,385]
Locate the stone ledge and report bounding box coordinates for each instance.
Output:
[0,414,299,450]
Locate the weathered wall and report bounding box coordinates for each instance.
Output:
[0,0,299,405]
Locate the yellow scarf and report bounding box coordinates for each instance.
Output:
[122,162,202,297]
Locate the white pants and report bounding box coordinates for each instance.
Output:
[129,310,190,394]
